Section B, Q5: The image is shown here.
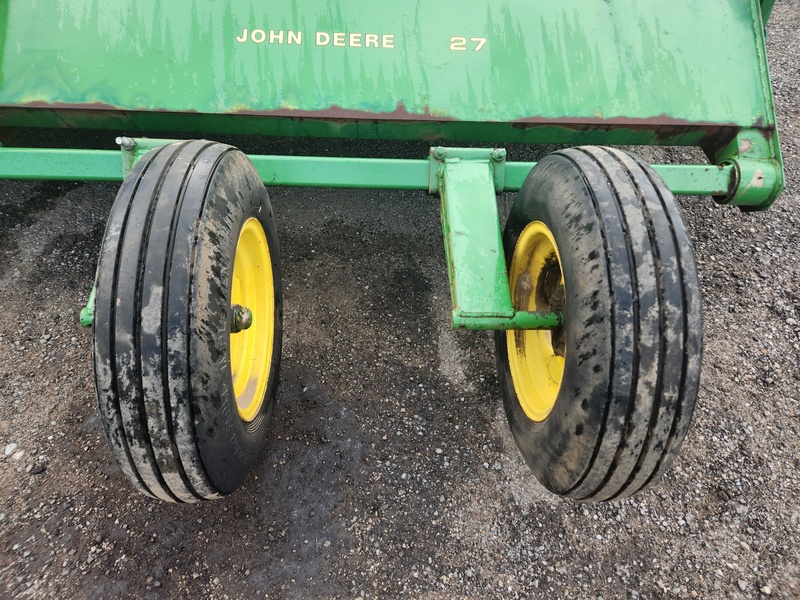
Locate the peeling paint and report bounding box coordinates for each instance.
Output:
[743,168,765,192]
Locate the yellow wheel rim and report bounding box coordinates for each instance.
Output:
[230,217,275,423]
[506,221,566,422]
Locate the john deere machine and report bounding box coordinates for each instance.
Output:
[0,1,783,502]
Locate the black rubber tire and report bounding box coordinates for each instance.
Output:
[93,140,282,502]
[495,146,702,501]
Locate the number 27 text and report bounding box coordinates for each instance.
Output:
[449,37,487,52]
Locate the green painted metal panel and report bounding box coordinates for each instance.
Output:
[0,0,777,144]
[0,109,743,147]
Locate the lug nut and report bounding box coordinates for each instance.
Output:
[230,305,253,333]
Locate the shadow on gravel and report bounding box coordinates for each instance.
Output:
[230,364,367,597]
[0,180,84,229]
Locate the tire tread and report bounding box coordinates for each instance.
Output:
[93,141,280,502]
[496,145,702,501]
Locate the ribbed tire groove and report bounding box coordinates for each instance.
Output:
[495,145,702,501]
[93,146,166,500]
[139,140,214,502]
[160,142,230,500]
[163,142,235,500]
[602,147,687,499]
[562,147,651,501]
[638,156,702,490]
[93,140,283,502]
[117,141,188,502]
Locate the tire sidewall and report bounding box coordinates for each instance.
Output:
[189,150,282,494]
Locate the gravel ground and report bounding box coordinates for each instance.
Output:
[1,3,799,599]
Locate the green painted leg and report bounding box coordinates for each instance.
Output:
[432,147,560,331]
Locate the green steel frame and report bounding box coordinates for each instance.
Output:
[19,136,770,331]
[0,142,739,196]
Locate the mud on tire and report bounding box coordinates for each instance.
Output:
[495,146,702,501]
[93,140,282,502]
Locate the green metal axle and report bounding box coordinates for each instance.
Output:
[0,142,765,200]
[456,311,564,331]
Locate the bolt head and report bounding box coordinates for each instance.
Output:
[231,305,253,332]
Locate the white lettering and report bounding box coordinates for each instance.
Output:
[238,28,405,49]
[450,36,488,51]
[471,37,487,51]
[450,36,467,51]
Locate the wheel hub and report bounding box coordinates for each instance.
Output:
[506,221,565,422]
[230,217,275,423]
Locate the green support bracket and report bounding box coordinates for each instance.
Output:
[0,136,778,328]
[761,0,776,22]
[80,286,95,327]
[429,146,506,194]
[117,136,182,178]
[709,129,784,210]
[62,139,763,330]
[432,146,559,331]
